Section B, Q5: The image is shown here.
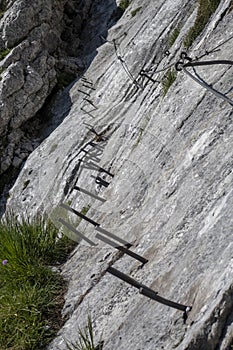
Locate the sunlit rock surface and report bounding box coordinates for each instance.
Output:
[5,0,233,349]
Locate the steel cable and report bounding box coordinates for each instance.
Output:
[182,65,233,106]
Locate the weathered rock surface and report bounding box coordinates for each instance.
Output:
[0,0,119,175]
[0,0,61,173]
[5,0,233,349]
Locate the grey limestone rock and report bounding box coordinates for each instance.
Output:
[0,0,72,174]
[4,0,233,349]
[0,0,62,173]
[0,0,120,176]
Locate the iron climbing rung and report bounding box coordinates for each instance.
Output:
[96,233,148,264]
[60,203,100,227]
[107,267,192,313]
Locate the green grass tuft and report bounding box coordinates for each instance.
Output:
[184,0,221,48]
[49,143,58,154]
[65,315,104,350]
[168,26,181,47]
[118,0,130,11]
[0,48,11,61]
[0,214,76,350]
[131,7,142,17]
[161,69,177,96]
[81,205,91,216]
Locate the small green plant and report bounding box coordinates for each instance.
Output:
[184,0,221,48]
[131,6,142,17]
[0,48,11,61]
[22,179,30,191]
[0,214,76,350]
[161,69,177,96]
[65,315,104,350]
[49,143,58,154]
[168,26,181,47]
[118,0,130,11]
[132,128,144,149]
[81,205,91,216]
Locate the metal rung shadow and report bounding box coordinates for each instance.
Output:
[74,186,106,203]
[95,226,132,248]
[139,71,159,83]
[89,141,105,150]
[81,107,95,118]
[82,84,96,90]
[60,204,136,258]
[81,77,93,85]
[83,98,98,109]
[96,233,148,264]
[60,204,132,247]
[58,218,97,246]
[79,159,114,177]
[107,267,192,313]
[84,155,102,163]
[78,89,91,96]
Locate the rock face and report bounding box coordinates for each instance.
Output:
[0,0,61,173]
[0,0,119,175]
[4,0,233,349]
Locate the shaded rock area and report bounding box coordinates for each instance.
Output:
[0,0,121,197]
[4,0,233,349]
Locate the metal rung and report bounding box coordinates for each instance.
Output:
[60,203,100,227]
[96,233,148,264]
[82,84,96,90]
[78,89,91,96]
[81,107,95,118]
[97,165,114,177]
[107,267,156,293]
[83,98,98,109]
[139,288,191,312]
[107,267,192,313]
[90,175,110,187]
[81,77,93,85]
